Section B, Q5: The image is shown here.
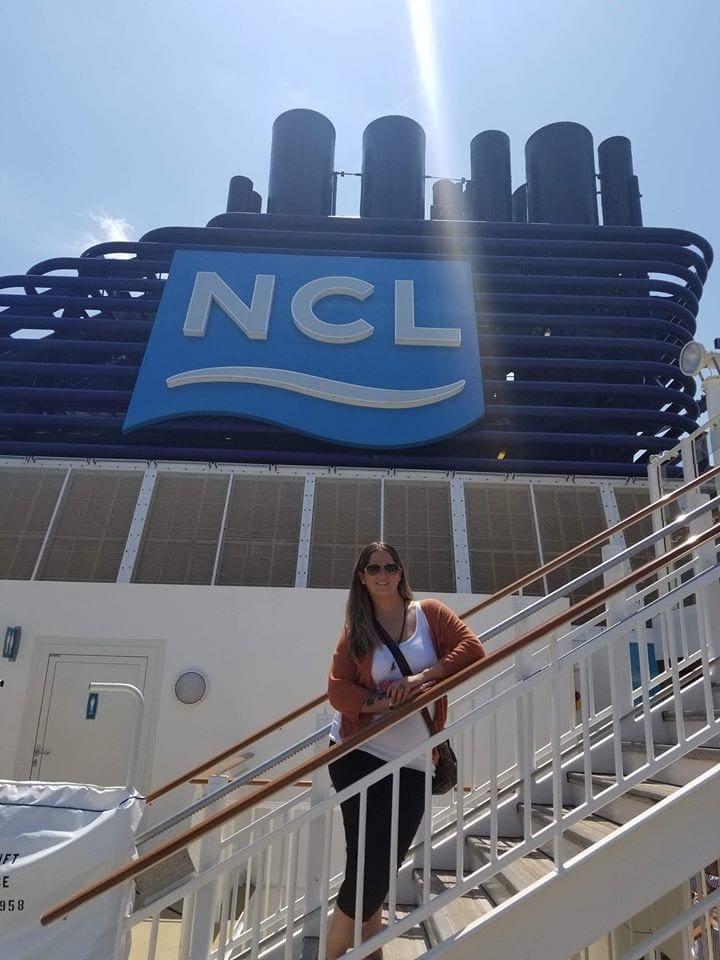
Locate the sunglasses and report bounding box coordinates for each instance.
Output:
[363,563,400,576]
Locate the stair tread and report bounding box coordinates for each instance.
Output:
[662,709,720,720]
[412,869,493,944]
[567,771,677,801]
[622,741,720,761]
[302,906,426,960]
[466,836,555,902]
[528,805,618,846]
[133,848,196,910]
[382,905,428,960]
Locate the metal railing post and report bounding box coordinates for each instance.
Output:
[513,647,534,839]
[601,544,635,719]
[303,710,335,936]
[185,774,228,960]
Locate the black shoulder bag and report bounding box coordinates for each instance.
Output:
[373,614,458,795]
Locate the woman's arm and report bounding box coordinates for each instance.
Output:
[328,631,397,718]
[425,599,485,676]
[358,688,394,714]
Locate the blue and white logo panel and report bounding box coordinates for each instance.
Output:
[124,251,484,447]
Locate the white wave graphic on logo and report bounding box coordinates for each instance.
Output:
[166,366,465,409]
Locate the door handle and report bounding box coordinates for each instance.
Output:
[32,746,50,756]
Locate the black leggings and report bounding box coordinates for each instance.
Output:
[328,748,426,921]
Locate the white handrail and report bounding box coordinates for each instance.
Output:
[87,681,144,791]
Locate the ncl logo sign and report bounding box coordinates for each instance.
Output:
[124,251,484,447]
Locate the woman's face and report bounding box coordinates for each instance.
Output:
[359,548,402,603]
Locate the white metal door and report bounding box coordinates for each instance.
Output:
[31,654,148,787]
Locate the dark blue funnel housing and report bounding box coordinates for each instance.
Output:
[226,176,257,213]
[512,183,528,222]
[526,122,598,225]
[267,109,336,216]
[598,136,643,226]
[470,130,512,222]
[360,116,426,219]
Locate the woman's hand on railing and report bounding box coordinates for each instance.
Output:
[384,675,436,708]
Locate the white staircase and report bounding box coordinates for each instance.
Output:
[39,419,720,960]
[291,701,720,960]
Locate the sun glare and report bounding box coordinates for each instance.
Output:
[406,0,469,282]
[406,0,441,126]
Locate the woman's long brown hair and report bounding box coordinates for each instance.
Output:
[345,542,414,658]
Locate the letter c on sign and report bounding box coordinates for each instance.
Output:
[291,277,374,344]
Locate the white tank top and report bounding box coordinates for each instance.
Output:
[329,602,437,772]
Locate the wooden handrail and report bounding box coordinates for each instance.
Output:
[41,518,720,926]
[146,694,327,802]
[189,752,255,784]
[144,460,720,805]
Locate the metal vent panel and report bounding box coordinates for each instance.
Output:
[38,471,142,582]
[0,468,66,579]
[533,486,606,597]
[216,476,304,587]
[464,483,541,595]
[133,475,229,585]
[383,481,454,592]
[308,479,381,588]
[614,487,655,565]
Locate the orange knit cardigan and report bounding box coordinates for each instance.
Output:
[327,598,485,742]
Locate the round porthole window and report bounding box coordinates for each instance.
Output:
[174,670,208,705]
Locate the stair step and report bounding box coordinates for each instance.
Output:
[133,848,196,911]
[301,906,427,960]
[465,836,555,904]
[412,869,493,946]
[621,741,720,762]
[566,772,677,804]
[662,709,720,721]
[526,805,618,850]
[381,905,428,960]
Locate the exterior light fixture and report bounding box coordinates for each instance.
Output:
[174,670,208,705]
[496,449,507,460]
[679,340,720,378]
[678,339,720,426]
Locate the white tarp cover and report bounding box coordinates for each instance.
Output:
[0,780,145,960]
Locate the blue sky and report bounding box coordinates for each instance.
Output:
[2,0,719,346]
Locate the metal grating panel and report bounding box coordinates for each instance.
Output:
[216,476,304,587]
[534,486,607,597]
[464,483,542,595]
[383,482,454,592]
[133,474,229,584]
[614,487,655,569]
[38,471,143,582]
[0,468,66,579]
[308,479,380,588]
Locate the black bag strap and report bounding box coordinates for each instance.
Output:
[373,609,435,737]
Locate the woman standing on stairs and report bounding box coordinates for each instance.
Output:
[326,542,485,960]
